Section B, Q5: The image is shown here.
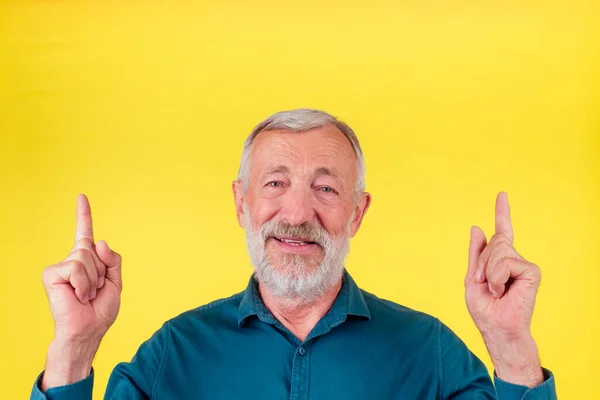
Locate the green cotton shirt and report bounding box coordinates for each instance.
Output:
[31,271,557,399]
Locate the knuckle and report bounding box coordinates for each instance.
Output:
[67,259,86,273]
[77,273,91,288]
[497,257,511,269]
[75,237,94,249]
[493,233,511,244]
[78,280,91,293]
[498,258,513,276]
[494,240,512,253]
[70,248,90,260]
[41,265,55,284]
[487,249,501,263]
[489,257,509,278]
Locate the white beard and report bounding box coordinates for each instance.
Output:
[244,205,351,305]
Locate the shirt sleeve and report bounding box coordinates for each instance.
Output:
[438,320,557,400]
[29,323,169,400]
[30,370,94,400]
[494,368,557,400]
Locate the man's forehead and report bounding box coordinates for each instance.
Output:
[250,128,356,176]
[251,125,356,159]
[262,164,343,177]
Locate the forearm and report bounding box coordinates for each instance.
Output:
[483,333,543,388]
[41,339,100,391]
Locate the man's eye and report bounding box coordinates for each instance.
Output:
[319,187,334,193]
[267,181,282,187]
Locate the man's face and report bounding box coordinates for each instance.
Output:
[233,125,371,302]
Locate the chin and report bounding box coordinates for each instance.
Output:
[267,253,323,277]
[248,234,348,302]
[255,257,344,303]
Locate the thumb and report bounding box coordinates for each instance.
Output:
[466,226,487,285]
[96,240,123,291]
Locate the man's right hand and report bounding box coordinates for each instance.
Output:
[40,194,122,391]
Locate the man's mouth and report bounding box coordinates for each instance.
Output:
[272,236,318,246]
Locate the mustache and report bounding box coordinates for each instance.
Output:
[260,220,329,246]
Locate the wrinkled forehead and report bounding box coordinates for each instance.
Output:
[249,125,358,177]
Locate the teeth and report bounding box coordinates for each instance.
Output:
[281,238,308,245]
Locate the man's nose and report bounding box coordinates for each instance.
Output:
[279,186,314,226]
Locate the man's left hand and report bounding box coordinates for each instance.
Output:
[465,192,544,388]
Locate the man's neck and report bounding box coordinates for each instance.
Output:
[258,279,343,342]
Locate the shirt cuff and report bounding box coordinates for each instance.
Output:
[30,369,94,400]
[494,368,557,400]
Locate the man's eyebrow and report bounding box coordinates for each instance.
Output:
[261,165,343,181]
[263,165,290,175]
[314,167,340,178]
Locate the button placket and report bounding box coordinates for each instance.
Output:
[290,343,310,400]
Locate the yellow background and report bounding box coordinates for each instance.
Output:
[1,1,598,398]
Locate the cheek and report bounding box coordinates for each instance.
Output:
[316,205,353,235]
[247,199,279,230]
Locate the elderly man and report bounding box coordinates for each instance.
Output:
[31,109,556,399]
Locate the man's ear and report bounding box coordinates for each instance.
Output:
[349,192,372,238]
[232,180,246,229]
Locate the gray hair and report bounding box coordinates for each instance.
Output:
[237,108,366,197]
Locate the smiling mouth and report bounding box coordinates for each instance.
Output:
[272,236,318,246]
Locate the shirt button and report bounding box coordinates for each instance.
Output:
[298,347,306,356]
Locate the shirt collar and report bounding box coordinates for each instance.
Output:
[237,269,371,328]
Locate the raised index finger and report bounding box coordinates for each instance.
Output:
[75,194,94,243]
[495,191,514,243]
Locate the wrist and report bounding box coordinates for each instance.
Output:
[41,338,99,391]
[483,332,544,388]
